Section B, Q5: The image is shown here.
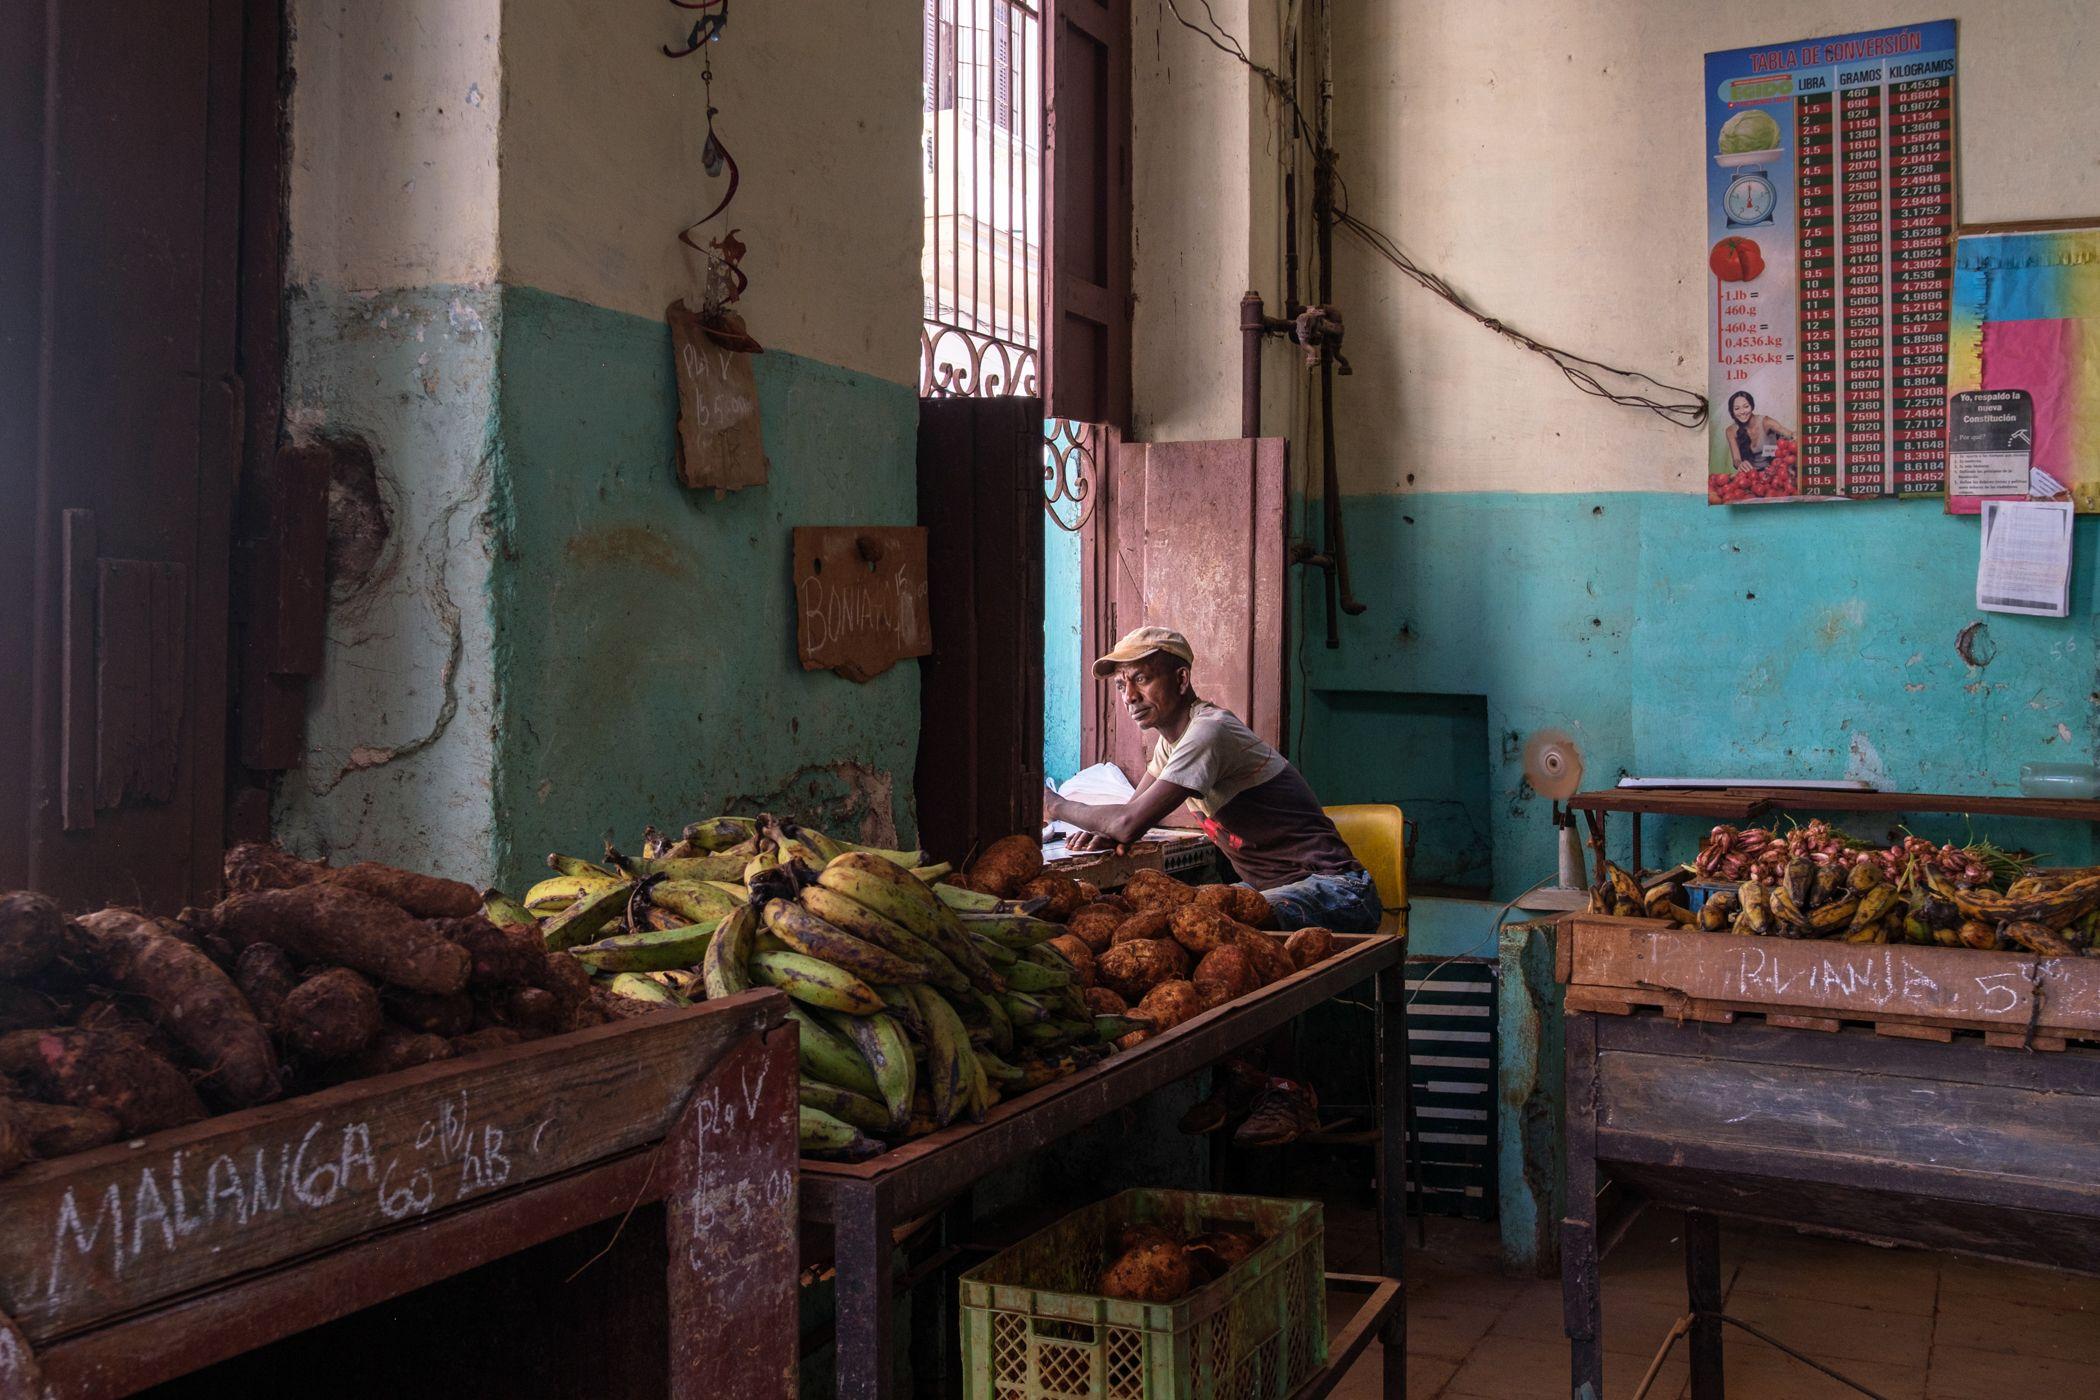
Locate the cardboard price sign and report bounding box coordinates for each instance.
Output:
[668,300,768,494]
[792,527,932,683]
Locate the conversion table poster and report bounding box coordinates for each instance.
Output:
[1704,21,1957,504]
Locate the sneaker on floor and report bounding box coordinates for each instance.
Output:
[1232,1077,1319,1148]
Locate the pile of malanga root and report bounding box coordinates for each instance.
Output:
[0,844,606,1180]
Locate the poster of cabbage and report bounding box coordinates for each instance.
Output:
[1704,21,1956,504]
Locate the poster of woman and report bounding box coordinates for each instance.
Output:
[1713,391,1800,503]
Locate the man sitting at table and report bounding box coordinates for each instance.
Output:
[1042,626,1381,935]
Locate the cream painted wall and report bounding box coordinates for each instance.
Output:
[288,0,502,286]
[499,0,922,387]
[1133,0,1261,443]
[1330,1,2100,496]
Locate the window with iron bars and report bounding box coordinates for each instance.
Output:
[921,0,1041,400]
[921,0,1099,534]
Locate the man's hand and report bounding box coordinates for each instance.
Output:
[1064,830,1121,854]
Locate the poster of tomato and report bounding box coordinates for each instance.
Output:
[1704,21,1957,505]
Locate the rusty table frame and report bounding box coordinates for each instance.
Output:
[801,933,1412,1399]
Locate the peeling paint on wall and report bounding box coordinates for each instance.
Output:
[488,287,919,893]
[1297,493,2100,894]
[274,284,503,880]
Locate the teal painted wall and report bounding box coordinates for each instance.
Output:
[1044,496,1084,783]
[273,283,505,881]
[489,286,921,891]
[1298,492,2100,901]
[1296,494,2100,1273]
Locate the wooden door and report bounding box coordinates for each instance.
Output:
[916,396,1047,861]
[1,1,259,909]
[1043,0,1132,431]
[1080,437,1289,799]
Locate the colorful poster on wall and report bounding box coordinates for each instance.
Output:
[1946,225,2100,514]
[1704,21,1957,505]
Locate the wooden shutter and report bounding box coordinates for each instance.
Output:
[993,2,1013,132]
[916,396,1047,859]
[1042,0,1131,430]
[1081,437,1289,797]
[0,0,268,909]
[923,0,938,113]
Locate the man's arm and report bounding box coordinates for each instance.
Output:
[1047,771,1193,846]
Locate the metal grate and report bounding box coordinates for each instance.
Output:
[922,0,1042,398]
[1405,958,1499,1221]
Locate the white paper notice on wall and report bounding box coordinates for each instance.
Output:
[1977,499,2073,617]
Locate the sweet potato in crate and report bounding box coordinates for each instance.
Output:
[959,1188,1325,1400]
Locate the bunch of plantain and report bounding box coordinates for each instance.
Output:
[1587,863,1698,928]
[1581,834,2100,957]
[485,815,1127,1158]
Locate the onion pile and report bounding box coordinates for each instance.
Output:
[1693,822,1994,888]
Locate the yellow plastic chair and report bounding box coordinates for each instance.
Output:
[1325,803,1409,940]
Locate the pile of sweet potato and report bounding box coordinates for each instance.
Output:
[1099,1220,1267,1303]
[1023,869,1337,1049]
[0,844,603,1180]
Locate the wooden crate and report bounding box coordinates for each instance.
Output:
[0,990,798,1400]
[1557,914,2100,1051]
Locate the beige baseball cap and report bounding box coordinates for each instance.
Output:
[1092,626,1195,678]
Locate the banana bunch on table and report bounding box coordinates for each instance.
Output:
[489,816,1136,1158]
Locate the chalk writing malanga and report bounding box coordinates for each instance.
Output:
[43,1091,547,1305]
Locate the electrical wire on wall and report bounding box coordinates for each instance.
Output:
[1162,0,1708,428]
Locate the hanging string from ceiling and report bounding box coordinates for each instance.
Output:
[664,0,749,313]
[1160,0,1709,429]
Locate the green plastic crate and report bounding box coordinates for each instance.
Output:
[959,1189,1326,1400]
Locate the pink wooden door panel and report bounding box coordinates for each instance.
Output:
[1081,436,1287,819]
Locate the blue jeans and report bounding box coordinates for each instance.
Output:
[1253,867,1383,934]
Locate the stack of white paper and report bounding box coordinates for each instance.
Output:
[1977,500,2073,618]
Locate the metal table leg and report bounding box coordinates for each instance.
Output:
[1685,1210,1724,1399]
[919,1188,975,1400]
[1375,962,1410,1399]
[834,1181,896,1400]
[1563,1014,1604,1400]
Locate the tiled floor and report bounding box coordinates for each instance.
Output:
[1325,1207,2100,1398]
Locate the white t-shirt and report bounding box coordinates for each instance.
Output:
[1147,702,1289,817]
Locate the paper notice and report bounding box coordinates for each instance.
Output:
[1947,390,2034,498]
[1977,499,2073,618]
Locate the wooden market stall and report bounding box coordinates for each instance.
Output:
[0,992,799,1400]
[802,932,1412,1400]
[1558,787,2100,1398]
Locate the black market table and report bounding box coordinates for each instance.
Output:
[800,932,1413,1399]
[1561,1009,2100,1399]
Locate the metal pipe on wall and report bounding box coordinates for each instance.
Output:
[1241,292,1267,439]
[1312,0,1364,635]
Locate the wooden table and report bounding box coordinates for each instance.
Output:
[802,932,1412,1399]
[1562,1010,2100,1399]
[0,992,798,1400]
[1567,786,2100,873]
